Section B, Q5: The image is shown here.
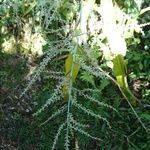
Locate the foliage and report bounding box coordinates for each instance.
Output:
[0,0,150,149]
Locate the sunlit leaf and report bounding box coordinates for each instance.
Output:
[65,53,79,82]
[63,52,80,100]
[113,55,126,77]
[23,1,36,17]
[113,55,137,105]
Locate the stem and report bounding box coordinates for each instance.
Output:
[66,1,83,147]
[140,6,150,15]
[65,43,78,149]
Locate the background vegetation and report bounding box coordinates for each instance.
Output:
[0,0,150,149]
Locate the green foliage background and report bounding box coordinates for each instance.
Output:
[0,0,150,149]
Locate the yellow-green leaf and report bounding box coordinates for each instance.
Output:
[23,1,36,17]
[112,55,137,105]
[63,52,80,100]
[62,84,69,100]
[65,53,79,82]
[113,55,126,77]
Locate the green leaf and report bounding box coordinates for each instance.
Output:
[63,52,80,100]
[65,53,79,82]
[113,55,126,77]
[112,55,137,105]
[80,72,95,86]
[141,114,150,121]
[99,79,110,90]
[139,63,143,70]
[23,1,36,17]
[113,55,127,88]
